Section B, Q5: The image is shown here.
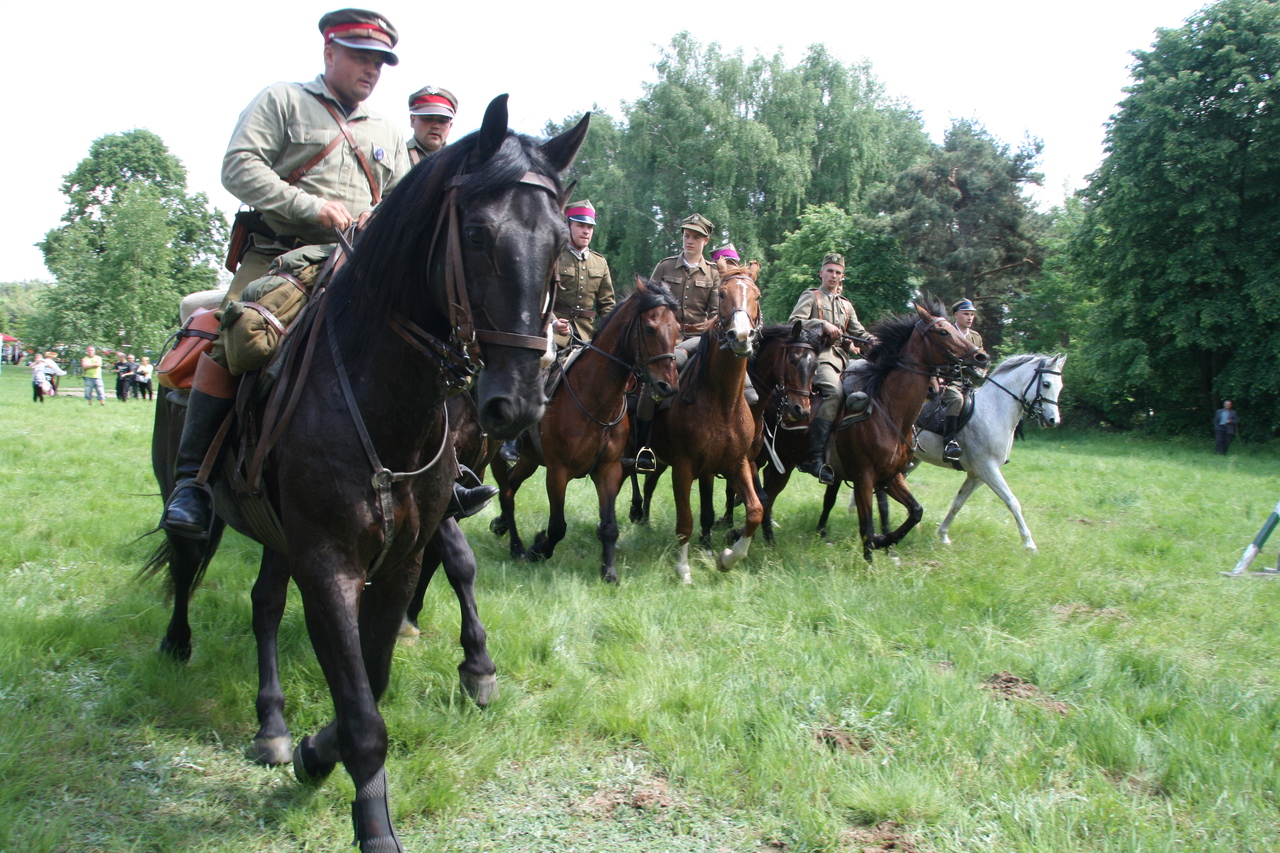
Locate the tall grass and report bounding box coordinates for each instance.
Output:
[3,366,1280,852]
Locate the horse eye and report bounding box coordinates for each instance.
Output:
[645,326,656,336]
[464,226,486,247]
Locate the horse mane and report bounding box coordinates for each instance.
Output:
[987,353,1044,377]
[328,128,566,355]
[862,297,947,400]
[756,323,824,350]
[595,279,679,336]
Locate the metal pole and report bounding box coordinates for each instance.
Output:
[1223,498,1280,576]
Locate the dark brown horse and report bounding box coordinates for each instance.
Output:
[817,301,987,561]
[488,278,681,582]
[650,259,763,583]
[147,97,588,852]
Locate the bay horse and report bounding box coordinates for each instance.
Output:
[488,278,681,582]
[887,353,1066,551]
[146,96,588,852]
[815,301,988,561]
[650,259,763,583]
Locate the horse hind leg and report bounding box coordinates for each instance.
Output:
[870,474,923,552]
[250,547,293,766]
[697,475,716,550]
[529,467,570,563]
[937,474,983,546]
[976,463,1037,552]
[816,481,841,539]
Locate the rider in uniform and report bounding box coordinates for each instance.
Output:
[162,9,491,537]
[941,298,984,462]
[499,200,614,462]
[406,85,456,163]
[790,252,870,484]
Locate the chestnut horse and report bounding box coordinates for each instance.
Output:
[651,259,763,583]
[488,278,681,582]
[823,301,987,561]
[146,97,587,852]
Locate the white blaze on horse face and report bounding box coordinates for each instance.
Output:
[727,279,753,343]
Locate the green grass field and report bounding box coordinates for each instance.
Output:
[3,366,1279,852]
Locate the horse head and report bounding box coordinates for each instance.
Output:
[912,300,989,373]
[1032,354,1066,427]
[753,320,820,425]
[714,259,762,357]
[627,276,681,401]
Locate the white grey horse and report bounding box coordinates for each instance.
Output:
[862,353,1066,552]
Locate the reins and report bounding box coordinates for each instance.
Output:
[981,357,1062,421]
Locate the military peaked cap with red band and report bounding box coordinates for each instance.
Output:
[565,200,596,225]
[319,9,399,65]
[408,86,458,118]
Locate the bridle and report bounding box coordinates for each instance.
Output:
[714,274,763,353]
[753,337,818,427]
[899,315,985,379]
[982,357,1062,423]
[389,169,563,393]
[562,306,677,427]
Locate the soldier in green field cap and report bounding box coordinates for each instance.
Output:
[161,9,500,539]
[649,213,721,337]
[790,252,872,484]
[406,85,457,163]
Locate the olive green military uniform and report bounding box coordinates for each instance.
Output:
[650,255,721,339]
[554,247,615,342]
[942,327,984,416]
[221,75,410,304]
[789,287,870,421]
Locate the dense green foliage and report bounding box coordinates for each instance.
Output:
[0,279,51,339]
[1068,0,1280,432]
[35,130,227,354]
[4,369,1280,852]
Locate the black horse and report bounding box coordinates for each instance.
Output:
[146,96,588,852]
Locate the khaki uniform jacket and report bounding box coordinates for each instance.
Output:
[650,255,721,338]
[222,76,410,248]
[554,247,615,342]
[406,138,432,166]
[788,287,869,370]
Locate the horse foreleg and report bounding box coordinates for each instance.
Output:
[401,542,440,638]
[876,488,892,537]
[760,463,792,544]
[697,474,716,550]
[529,465,570,563]
[850,473,878,562]
[628,469,645,524]
[872,473,923,552]
[642,465,665,524]
[498,456,538,560]
[671,465,696,584]
[937,473,983,546]
[816,481,841,540]
[592,462,626,584]
[715,477,735,530]
[433,517,498,705]
[249,547,293,766]
[718,458,762,572]
[488,457,513,537]
[975,461,1037,551]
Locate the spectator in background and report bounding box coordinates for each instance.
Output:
[1214,400,1239,455]
[44,352,62,395]
[113,353,135,402]
[134,356,154,400]
[81,347,105,405]
[29,353,48,402]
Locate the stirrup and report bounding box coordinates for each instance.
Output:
[943,440,962,462]
[161,480,216,540]
[635,446,657,473]
[817,463,835,485]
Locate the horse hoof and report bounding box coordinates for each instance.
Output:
[629,507,647,525]
[676,568,692,585]
[726,528,742,546]
[249,735,293,766]
[717,550,734,572]
[600,567,619,585]
[698,534,713,552]
[509,545,526,561]
[293,735,336,784]
[712,516,731,530]
[397,617,420,640]
[489,516,509,537]
[460,671,499,707]
[159,636,191,662]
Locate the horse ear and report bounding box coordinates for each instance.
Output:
[542,112,591,173]
[716,257,729,274]
[790,319,802,340]
[477,94,510,164]
[633,274,650,294]
[914,302,932,322]
[747,260,760,279]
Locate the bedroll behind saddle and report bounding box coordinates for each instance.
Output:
[220,243,336,376]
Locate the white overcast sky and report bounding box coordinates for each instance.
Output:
[2,0,1209,282]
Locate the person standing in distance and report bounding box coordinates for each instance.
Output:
[162,8,412,538]
[1214,400,1239,454]
[406,86,457,163]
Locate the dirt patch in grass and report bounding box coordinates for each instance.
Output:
[574,774,682,817]
[840,820,933,852]
[981,672,1070,715]
[813,725,875,755]
[1053,603,1130,622]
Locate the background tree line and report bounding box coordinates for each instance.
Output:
[21,0,1276,436]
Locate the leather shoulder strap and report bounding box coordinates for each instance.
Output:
[309,92,382,205]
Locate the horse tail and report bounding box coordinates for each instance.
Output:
[135,528,217,594]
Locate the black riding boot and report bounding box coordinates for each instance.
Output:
[942,415,962,462]
[449,465,497,519]
[798,417,835,485]
[161,355,238,538]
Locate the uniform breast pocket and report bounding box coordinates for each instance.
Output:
[284,123,337,177]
